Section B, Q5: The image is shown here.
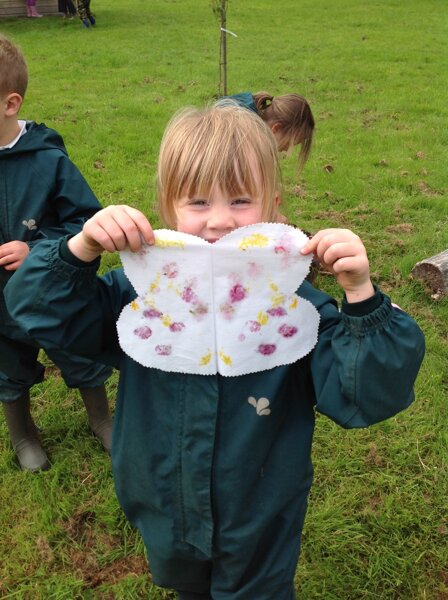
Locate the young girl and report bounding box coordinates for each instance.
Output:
[5,104,424,599]
[26,0,43,17]
[226,91,315,172]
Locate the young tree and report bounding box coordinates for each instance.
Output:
[211,0,230,96]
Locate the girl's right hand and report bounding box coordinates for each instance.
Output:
[68,205,155,262]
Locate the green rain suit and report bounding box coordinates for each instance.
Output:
[5,237,425,599]
[0,122,111,400]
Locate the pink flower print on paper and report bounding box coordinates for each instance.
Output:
[274,233,298,267]
[163,262,178,279]
[258,344,277,356]
[182,285,198,304]
[155,345,172,356]
[267,306,287,317]
[169,322,185,333]
[143,308,163,319]
[274,233,294,255]
[278,324,298,338]
[246,320,261,333]
[220,281,247,321]
[134,326,152,340]
[229,283,247,302]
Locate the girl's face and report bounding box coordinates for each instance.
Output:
[175,183,264,243]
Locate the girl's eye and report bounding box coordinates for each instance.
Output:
[232,197,251,206]
[189,199,209,207]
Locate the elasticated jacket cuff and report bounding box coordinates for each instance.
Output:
[59,235,101,269]
[341,286,382,317]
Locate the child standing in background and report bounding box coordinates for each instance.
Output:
[58,0,77,19]
[0,35,113,472]
[225,92,315,223]
[5,104,424,598]
[26,0,43,18]
[226,91,315,171]
[77,0,96,28]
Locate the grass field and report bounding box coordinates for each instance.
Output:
[0,0,447,598]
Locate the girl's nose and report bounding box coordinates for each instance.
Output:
[207,206,235,230]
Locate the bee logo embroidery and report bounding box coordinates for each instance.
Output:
[248,396,271,416]
[22,219,37,230]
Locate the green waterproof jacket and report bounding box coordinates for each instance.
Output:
[224,93,257,114]
[5,238,425,564]
[0,121,101,337]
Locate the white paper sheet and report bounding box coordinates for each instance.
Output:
[117,223,320,376]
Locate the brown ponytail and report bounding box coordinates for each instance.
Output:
[253,91,315,172]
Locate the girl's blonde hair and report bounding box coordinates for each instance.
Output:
[0,35,28,98]
[157,103,280,228]
[253,92,314,171]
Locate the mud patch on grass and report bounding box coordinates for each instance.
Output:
[61,509,148,588]
[76,553,148,589]
[386,223,414,234]
[365,442,385,468]
[417,181,443,197]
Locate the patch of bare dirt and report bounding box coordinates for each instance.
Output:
[60,509,148,588]
[365,442,385,467]
[71,551,148,589]
[386,223,414,234]
[418,181,442,197]
[291,184,307,198]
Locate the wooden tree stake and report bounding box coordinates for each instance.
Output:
[219,1,228,96]
[212,0,229,96]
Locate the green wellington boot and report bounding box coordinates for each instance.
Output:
[2,392,50,472]
[79,385,113,454]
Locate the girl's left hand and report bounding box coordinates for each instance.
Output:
[0,241,30,271]
[301,228,375,303]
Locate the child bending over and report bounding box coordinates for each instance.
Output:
[5,104,424,598]
[225,91,315,223]
[226,91,315,172]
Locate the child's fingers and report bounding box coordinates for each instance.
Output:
[0,247,25,265]
[300,228,342,254]
[84,206,154,252]
[0,242,20,258]
[330,254,368,275]
[106,207,153,251]
[83,212,126,253]
[3,260,22,271]
[121,206,155,248]
[320,241,367,270]
[0,251,14,266]
[301,228,373,300]
[301,229,363,261]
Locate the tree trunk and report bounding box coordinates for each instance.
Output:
[411,249,448,293]
[219,1,227,96]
